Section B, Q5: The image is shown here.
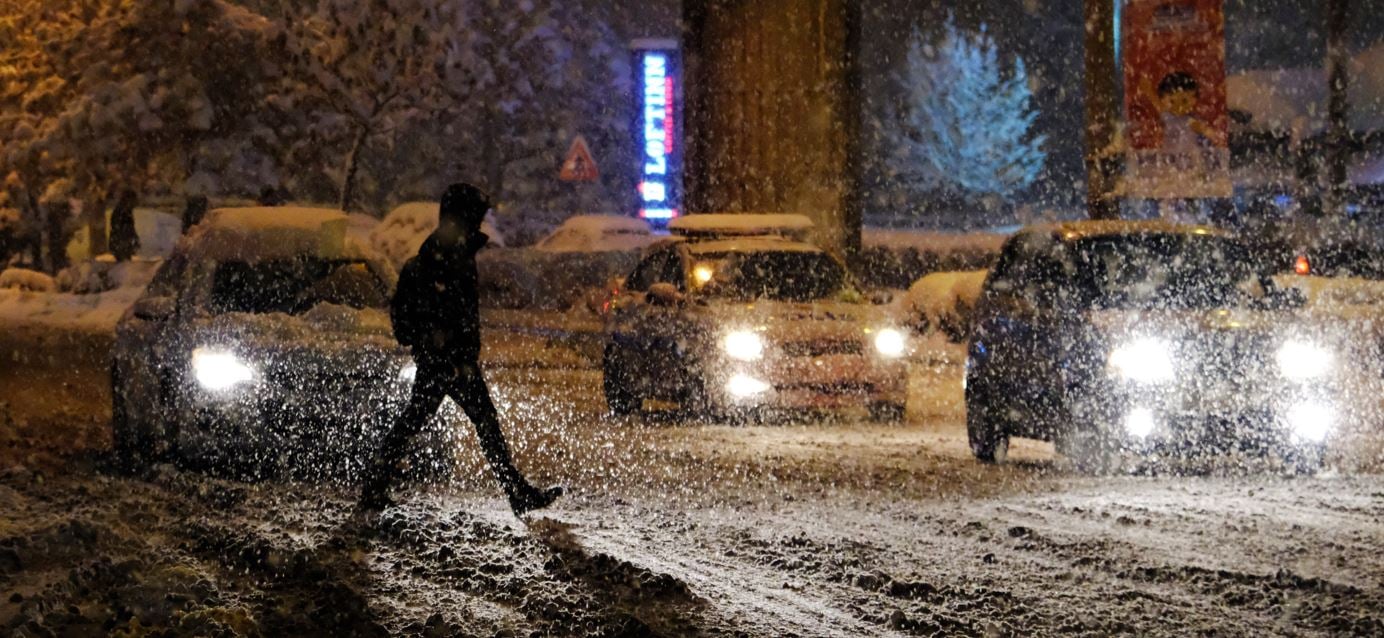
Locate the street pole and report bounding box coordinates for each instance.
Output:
[1325,0,1349,217]
[1083,0,1120,220]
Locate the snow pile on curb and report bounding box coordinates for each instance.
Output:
[0,286,144,332]
[0,268,57,293]
[903,270,987,342]
[853,228,1007,290]
[863,228,1009,255]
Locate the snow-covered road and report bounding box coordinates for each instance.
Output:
[2,354,1383,636]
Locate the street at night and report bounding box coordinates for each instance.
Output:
[6,0,1384,635]
[3,327,1382,636]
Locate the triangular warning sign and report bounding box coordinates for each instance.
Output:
[559,135,600,182]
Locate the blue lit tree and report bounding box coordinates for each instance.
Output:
[880,17,1046,221]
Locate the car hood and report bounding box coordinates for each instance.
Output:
[696,298,899,342]
[1085,307,1284,339]
[186,303,403,359]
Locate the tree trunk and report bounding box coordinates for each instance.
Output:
[1325,0,1350,216]
[181,195,209,233]
[42,200,72,274]
[109,190,140,262]
[83,193,109,257]
[339,125,370,213]
[1083,0,1120,220]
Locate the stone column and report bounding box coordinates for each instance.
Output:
[683,0,862,254]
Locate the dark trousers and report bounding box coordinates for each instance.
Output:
[362,356,527,501]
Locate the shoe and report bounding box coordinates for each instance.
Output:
[508,485,564,516]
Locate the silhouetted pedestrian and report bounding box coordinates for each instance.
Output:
[360,183,562,516]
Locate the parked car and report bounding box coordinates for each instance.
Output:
[110,207,414,475]
[370,201,504,270]
[534,215,657,253]
[964,220,1364,471]
[601,214,909,421]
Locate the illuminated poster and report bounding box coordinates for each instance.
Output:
[1122,0,1231,199]
[632,39,681,228]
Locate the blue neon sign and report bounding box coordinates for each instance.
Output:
[633,42,680,227]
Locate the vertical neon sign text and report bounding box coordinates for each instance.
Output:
[636,46,680,224]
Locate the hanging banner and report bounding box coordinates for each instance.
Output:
[632,38,682,228]
[1122,0,1232,199]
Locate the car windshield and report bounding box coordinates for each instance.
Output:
[210,258,389,314]
[695,250,852,302]
[1073,234,1257,310]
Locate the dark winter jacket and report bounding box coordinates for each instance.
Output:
[391,231,490,362]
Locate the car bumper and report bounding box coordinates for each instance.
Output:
[708,355,908,411]
[1088,383,1342,455]
[174,381,412,451]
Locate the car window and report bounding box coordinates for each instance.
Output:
[1073,235,1257,310]
[695,250,851,302]
[656,249,687,291]
[144,254,188,299]
[209,258,390,314]
[625,250,671,292]
[987,233,1074,309]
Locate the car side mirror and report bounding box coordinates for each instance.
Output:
[132,296,176,321]
[648,282,684,306]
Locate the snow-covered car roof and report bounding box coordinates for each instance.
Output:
[535,215,654,253]
[185,207,377,263]
[684,236,824,256]
[370,201,504,268]
[669,213,815,240]
[1024,220,1234,242]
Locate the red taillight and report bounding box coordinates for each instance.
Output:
[1294,255,1311,275]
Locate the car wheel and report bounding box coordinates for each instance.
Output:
[966,385,1009,464]
[869,402,907,423]
[603,345,640,416]
[110,364,148,472]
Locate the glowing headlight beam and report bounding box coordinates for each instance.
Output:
[726,373,770,398]
[1108,338,1175,383]
[723,331,764,361]
[1286,401,1334,444]
[191,348,254,391]
[1277,340,1332,381]
[1124,407,1156,439]
[874,328,907,358]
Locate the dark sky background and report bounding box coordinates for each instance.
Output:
[612,0,1384,208]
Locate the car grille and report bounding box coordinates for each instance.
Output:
[782,381,874,396]
[780,339,864,357]
[264,355,396,393]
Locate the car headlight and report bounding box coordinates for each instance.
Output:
[874,328,907,358]
[1277,340,1332,381]
[191,348,255,391]
[1108,338,1174,383]
[723,330,764,361]
[1286,401,1334,444]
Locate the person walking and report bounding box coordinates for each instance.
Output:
[360,183,562,515]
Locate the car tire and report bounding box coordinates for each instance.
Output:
[966,384,1009,464]
[869,402,907,423]
[603,345,640,416]
[110,364,148,472]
